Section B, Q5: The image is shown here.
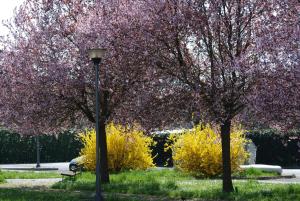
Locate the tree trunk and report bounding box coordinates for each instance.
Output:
[220,119,234,192]
[98,118,110,183]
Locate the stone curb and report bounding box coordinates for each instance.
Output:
[232,174,296,180]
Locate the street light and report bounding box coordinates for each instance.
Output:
[36,135,41,168]
[88,48,106,201]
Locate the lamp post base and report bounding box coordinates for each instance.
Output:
[95,194,104,201]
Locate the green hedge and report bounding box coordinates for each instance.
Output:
[0,129,83,164]
[152,129,300,168]
[1,128,299,167]
[246,129,300,167]
[151,134,173,167]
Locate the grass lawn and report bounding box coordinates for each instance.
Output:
[0,170,60,180]
[0,188,158,201]
[0,174,4,184]
[52,169,300,201]
[0,189,85,201]
[232,168,280,179]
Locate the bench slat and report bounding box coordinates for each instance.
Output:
[61,172,76,176]
[61,169,82,181]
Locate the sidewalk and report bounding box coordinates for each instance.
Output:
[0,178,62,188]
[0,162,68,171]
[258,169,300,184]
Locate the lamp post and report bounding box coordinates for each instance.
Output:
[36,135,40,168]
[88,48,106,201]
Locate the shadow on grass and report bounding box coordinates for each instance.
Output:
[0,188,157,201]
[105,179,177,195]
[0,188,84,201]
[219,182,300,201]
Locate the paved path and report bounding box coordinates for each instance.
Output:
[282,169,300,177]
[0,178,62,188]
[0,162,69,172]
[258,169,300,184]
[259,177,300,184]
[0,163,67,188]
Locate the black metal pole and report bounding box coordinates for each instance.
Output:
[36,135,40,168]
[94,58,103,201]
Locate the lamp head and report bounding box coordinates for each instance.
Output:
[88,48,107,64]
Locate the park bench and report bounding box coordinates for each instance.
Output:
[61,167,82,181]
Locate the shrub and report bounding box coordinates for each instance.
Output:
[166,124,249,177]
[79,123,155,172]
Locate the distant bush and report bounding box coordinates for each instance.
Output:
[0,129,82,164]
[166,124,249,177]
[79,123,155,172]
[246,129,300,167]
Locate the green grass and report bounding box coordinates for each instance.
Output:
[0,189,84,201]
[0,188,154,201]
[0,170,60,179]
[0,171,4,184]
[233,168,280,179]
[52,169,300,201]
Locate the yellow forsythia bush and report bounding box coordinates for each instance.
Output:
[79,123,155,172]
[166,124,249,177]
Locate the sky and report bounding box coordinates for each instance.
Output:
[0,0,24,36]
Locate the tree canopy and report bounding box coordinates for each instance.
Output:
[0,0,299,192]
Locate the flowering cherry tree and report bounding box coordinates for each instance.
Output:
[116,0,300,192]
[0,0,149,183]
